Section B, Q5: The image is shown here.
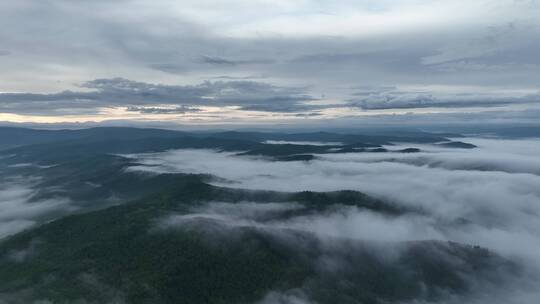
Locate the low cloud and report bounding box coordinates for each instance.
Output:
[158,199,531,303]
[128,137,540,279]
[161,202,441,244]
[256,290,312,304]
[330,138,540,175]
[0,176,75,239]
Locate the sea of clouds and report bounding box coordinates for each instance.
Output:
[126,137,540,303]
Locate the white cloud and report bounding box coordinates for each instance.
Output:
[128,137,540,271]
[0,177,75,239]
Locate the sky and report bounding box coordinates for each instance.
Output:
[0,0,539,127]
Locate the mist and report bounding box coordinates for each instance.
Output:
[127,137,540,302]
[0,175,75,239]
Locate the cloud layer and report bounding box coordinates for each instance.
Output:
[0,78,316,115]
[127,137,540,276]
[1,0,539,123]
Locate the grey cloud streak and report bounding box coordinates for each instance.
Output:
[201,55,275,66]
[125,106,202,115]
[0,78,318,115]
[349,87,540,110]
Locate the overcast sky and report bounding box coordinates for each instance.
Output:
[0,0,539,126]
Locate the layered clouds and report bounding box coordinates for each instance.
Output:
[350,87,540,110]
[0,78,316,115]
[0,0,540,124]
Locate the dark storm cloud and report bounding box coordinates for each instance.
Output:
[0,78,318,115]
